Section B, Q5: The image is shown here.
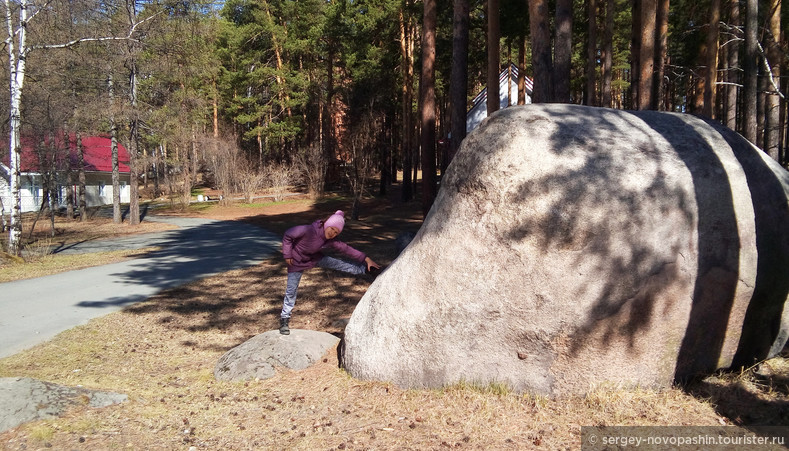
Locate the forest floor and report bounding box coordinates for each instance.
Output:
[0,186,788,450]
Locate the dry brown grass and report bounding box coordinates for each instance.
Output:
[0,189,787,450]
[0,247,161,283]
[17,211,176,246]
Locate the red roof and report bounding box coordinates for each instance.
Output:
[3,134,130,173]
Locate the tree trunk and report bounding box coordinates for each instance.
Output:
[153,144,161,199]
[257,122,263,168]
[128,58,140,225]
[758,68,766,149]
[449,0,469,167]
[399,5,413,202]
[528,0,553,103]
[4,0,29,255]
[64,129,74,220]
[743,0,758,144]
[765,0,781,160]
[191,129,198,186]
[703,0,720,119]
[631,0,641,108]
[585,0,597,106]
[518,34,527,105]
[554,0,573,103]
[213,79,219,139]
[109,72,121,224]
[725,0,740,131]
[263,3,292,119]
[602,0,614,107]
[28,190,50,241]
[507,45,512,107]
[654,0,669,110]
[47,134,56,234]
[379,119,390,196]
[487,0,500,114]
[782,79,789,164]
[420,0,437,218]
[324,45,335,195]
[47,175,55,236]
[77,132,86,221]
[638,0,656,110]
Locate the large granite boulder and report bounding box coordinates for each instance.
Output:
[343,104,789,396]
[215,329,340,381]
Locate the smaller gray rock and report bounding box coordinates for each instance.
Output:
[214,329,340,381]
[0,377,127,433]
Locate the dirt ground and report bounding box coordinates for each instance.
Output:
[0,189,788,450]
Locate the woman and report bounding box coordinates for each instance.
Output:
[279,210,380,334]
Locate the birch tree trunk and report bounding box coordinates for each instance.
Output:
[4,0,29,255]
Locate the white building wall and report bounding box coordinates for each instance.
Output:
[0,175,43,213]
[1,174,130,214]
[68,181,129,208]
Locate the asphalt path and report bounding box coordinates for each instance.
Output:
[0,216,281,358]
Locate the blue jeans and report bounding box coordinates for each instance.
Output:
[280,256,366,319]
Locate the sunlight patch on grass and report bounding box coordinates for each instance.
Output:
[186,202,215,213]
[237,198,312,209]
[27,424,54,442]
[439,380,514,397]
[61,418,103,435]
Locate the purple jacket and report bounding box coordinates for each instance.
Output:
[282,220,366,273]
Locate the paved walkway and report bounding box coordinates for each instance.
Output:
[0,216,281,358]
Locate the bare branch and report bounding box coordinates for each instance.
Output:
[30,10,161,51]
[24,0,55,25]
[716,81,744,88]
[33,35,139,50]
[719,37,743,48]
[757,40,785,99]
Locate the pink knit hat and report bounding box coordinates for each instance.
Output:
[324,210,345,232]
